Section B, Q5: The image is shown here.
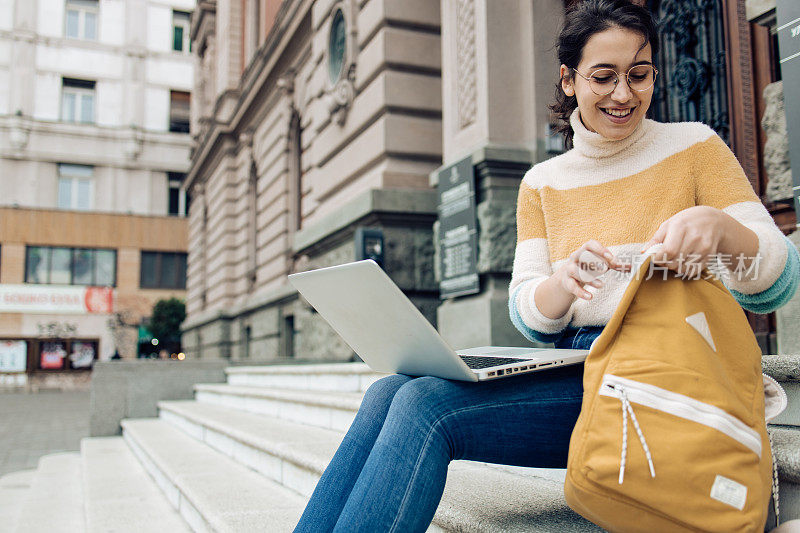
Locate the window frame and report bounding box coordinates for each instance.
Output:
[167,172,186,216]
[61,79,96,124]
[24,246,117,287]
[140,251,187,290]
[57,163,94,211]
[64,0,99,41]
[168,90,191,133]
[172,10,192,53]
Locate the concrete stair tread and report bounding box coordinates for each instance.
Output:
[81,437,190,532]
[0,470,35,532]
[225,363,385,392]
[158,399,344,473]
[157,400,599,531]
[15,452,85,533]
[121,417,306,533]
[225,362,376,375]
[194,383,364,410]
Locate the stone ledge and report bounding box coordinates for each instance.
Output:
[429,142,533,187]
[292,188,438,253]
[763,355,800,382]
[745,0,775,22]
[770,427,800,484]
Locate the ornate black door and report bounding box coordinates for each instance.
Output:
[647,0,730,144]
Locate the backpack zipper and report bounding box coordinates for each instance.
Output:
[599,374,762,458]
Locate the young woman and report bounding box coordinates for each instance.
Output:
[294,1,799,531]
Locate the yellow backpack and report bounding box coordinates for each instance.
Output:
[565,253,775,532]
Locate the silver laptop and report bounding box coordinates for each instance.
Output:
[287,260,589,382]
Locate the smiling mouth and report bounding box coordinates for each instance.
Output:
[600,107,635,118]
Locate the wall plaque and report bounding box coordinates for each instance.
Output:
[438,156,479,299]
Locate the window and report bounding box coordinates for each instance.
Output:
[167,172,185,216]
[173,11,191,53]
[25,247,116,286]
[169,90,191,133]
[65,0,98,40]
[61,78,95,124]
[38,339,97,371]
[140,251,187,289]
[57,164,93,210]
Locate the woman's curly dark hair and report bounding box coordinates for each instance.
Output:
[550,0,659,150]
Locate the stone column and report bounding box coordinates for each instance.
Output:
[9,0,37,117]
[435,0,563,348]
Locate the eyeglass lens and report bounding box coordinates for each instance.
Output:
[589,65,656,94]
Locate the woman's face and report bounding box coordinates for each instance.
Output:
[560,26,654,140]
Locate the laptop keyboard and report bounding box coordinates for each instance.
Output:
[459,355,533,369]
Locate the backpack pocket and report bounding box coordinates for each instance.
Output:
[574,368,766,532]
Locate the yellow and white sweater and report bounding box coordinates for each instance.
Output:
[509,108,799,343]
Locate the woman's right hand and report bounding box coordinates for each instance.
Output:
[534,240,629,320]
[552,240,628,301]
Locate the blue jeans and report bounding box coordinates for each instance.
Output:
[294,326,603,532]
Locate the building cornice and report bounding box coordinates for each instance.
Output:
[191,1,217,45]
[0,115,192,171]
[292,188,439,254]
[0,29,196,65]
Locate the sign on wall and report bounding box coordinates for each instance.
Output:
[777,0,800,224]
[438,156,479,299]
[0,340,27,372]
[0,285,113,314]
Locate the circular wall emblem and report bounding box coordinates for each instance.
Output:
[328,8,346,84]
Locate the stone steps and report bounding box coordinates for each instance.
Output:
[154,399,600,532]
[0,470,35,532]
[193,383,362,432]
[14,453,85,532]
[121,417,307,532]
[225,362,384,392]
[81,437,190,532]
[7,357,797,532]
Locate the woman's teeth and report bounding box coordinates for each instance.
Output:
[602,108,633,117]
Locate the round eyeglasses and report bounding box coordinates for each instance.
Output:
[572,65,658,95]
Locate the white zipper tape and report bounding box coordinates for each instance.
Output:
[600,374,762,458]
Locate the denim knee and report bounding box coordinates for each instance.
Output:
[361,374,413,412]
[389,376,455,425]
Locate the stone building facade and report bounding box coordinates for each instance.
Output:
[182,0,563,360]
[183,0,798,362]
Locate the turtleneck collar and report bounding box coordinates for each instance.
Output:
[569,107,653,159]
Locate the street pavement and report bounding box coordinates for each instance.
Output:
[0,391,89,477]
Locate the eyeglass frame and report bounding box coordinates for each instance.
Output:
[571,64,659,96]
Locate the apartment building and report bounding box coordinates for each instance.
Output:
[0,0,195,388]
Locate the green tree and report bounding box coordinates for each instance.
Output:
[148,298,186,344]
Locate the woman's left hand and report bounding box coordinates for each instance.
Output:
[640,206,729,276]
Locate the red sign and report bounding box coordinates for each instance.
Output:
[84,287,113,314]
[0,285,114,314]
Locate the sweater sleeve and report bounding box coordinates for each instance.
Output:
[693,132,799,313]
[508,178,574,343]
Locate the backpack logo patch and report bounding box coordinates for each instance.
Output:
[685,312,716,352]
[710,475,747,510]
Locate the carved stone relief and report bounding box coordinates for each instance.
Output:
[762,81,793,202]
[456,0,477,129]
